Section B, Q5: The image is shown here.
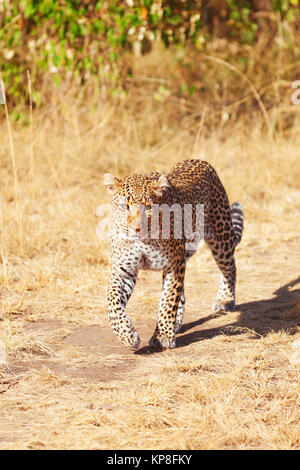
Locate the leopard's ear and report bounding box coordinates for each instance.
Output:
[103,173,121,194]
[152,174,170,197]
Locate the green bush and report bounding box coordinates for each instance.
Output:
[0,0,299,106]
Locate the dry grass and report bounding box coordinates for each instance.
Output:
[0,70,300,449]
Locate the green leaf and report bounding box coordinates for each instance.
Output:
[189,85,195,96]
[53,54,60,67]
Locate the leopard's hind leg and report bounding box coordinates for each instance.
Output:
[206,201,244,313]
[209,243,237,312]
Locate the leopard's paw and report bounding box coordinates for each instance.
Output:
[149,334,176,352]
[212,299,236,313]
[120,329,140,351]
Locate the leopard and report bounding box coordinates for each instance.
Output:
[103,159,244,352]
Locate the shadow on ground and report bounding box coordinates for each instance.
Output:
[136,276,300,354]
[176,276,300,348]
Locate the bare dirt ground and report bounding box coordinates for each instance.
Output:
[0,103,299,449]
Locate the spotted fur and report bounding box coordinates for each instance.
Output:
[104,159,244,351]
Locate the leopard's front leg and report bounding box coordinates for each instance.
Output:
[108,265,140,350]
[161,271,185,334]
[149,261,185,351]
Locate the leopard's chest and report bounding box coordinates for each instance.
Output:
[139,243,169,271]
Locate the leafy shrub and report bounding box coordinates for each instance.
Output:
[0,0,299,106]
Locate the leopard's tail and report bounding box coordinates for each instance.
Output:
[230,201,244,246]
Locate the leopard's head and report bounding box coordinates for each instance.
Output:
[103,172,169,239]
